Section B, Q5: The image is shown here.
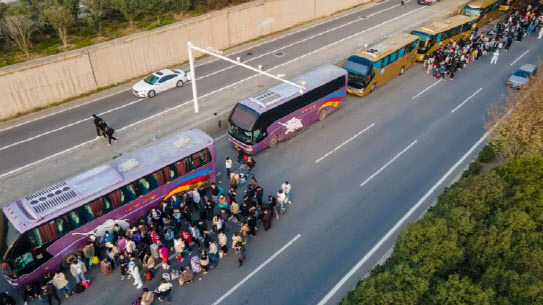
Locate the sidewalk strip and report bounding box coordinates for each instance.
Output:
[211,234,301,305]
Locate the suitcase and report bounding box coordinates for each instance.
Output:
[74,283,85,293]
[81,279,90,289]
[145,269,153,281]
[100,259,112,276]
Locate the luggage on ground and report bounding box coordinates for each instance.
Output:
[81,279,90,289]
[100,259,113,276]
[74,283,85,293]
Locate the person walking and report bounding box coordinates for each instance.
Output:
[155,279,173,303]
[40,283,61,305]
[246,157,256,176]
[277,190,287,214]
[92,114,106,138]
[234,242,246,267]
[400,0,404,6]
[490,50,499,64]
[225,157,232,177]
[128,261,143,289]
[103,126,118,146]
[69,259,87,284]
[140,288,155,305]
[52,272,72,299]
[281,181,292,204]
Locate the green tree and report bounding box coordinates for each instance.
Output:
[42,3,74,48]
[0,13,34,57]
[431,274,493,305]
[112,0,143,27]
[81,0,110,33]
[145,0,165,23]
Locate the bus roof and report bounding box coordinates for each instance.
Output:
[239,65,347,113]
[416,15,477,35]
[465,0,498,9]
[356,33,419,61]
[2,129,213,233]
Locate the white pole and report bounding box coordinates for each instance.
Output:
[189,44,305,91]
[187,41,199,113]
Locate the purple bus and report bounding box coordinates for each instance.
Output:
[228,65,348,154]
[0,129,216,289]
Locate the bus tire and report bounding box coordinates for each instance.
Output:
[319,109,328,121]
[148,90,156,98]
[269,135,279,148]
[61,251,83,269]
[399,66,405,75]
[370,83,376,93]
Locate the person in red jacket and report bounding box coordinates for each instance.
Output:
[181,230,193,252]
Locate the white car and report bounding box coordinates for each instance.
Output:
[132,69,188,98]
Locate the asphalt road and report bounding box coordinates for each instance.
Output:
[2,18,541,305]
[0,0,436,177]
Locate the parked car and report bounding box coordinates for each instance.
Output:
[132,69,188,98]
[418,0,439,5]
[507,64,537,89]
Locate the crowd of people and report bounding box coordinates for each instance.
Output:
[423,2,543,80]
[14,149,293,305]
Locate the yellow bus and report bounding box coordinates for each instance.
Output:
[411,15,477,62]
[344,33,419,96]
[460,0,500,25]
[499,0,513,11]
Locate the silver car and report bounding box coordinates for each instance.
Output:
[507,64,537,89]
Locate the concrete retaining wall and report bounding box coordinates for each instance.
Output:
[0,0,370,120]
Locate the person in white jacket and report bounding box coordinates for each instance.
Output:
[128,261,143,289]
[281,181,292,204]
[69,259,87,284]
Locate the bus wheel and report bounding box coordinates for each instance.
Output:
[370,83,376,92]
[269,135,279,148]
[61,251,83,269]
[319,109,328,121]
[399,66,405,75]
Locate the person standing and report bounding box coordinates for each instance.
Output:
[69,259,87,284]
[159,244,170,270]
[490,50,499,64]
[155,279,173,303]
[225,157,232,177]
[262,208,273,231]
[400,0,404,6]
[199,250,210,274]
[103,126,118,146]
[255,185,264,205]
[210,183,220,203]
[246,157,256,176]
[235,146,244,164]
[128,261,143,289]
[52,272,72,299]
[539,25,543,39]
[281,181,292,204]
[140,288,155,305]
[82,241,95,270]
[235,242,246,267]
[117,254,129,280]
[277,190,287,214]
[41,283,61,305]
[218,231,228,256]
[22,282,40,305]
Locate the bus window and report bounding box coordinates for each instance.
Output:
[382,56,390,67]
[54,217,69,237]
[389,51,398,63]
[202,148,210,164]
[36,221,58,244]
[102,196,113,213]
[154,170,166,187]
[398,47,405,58]
[108,189,122,208]
[436,33,442,42]
[168,164,178,181]
[413,41,418,48]
[122,183,138,201]
[67,210,82,229]
[192,153,202,168]
[88,198,105,218]
[175,160,187,176]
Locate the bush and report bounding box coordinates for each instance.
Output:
[461,161,482,178]
[477,145,496,163]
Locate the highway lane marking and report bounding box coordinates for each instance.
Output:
[509,50,529,66]
[411,79,442,100]
[211,234,301,305]
[0,0,391,133]
[0,98,144,152]
[315,123,375,163]
[0,7,426,178]
[359,140,417,187]
[196,1,412,81]
[451,88,483,113]
[317,131,494,305]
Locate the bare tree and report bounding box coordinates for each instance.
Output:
[43,4,74,49]
[1,14,35,58]
[485,65,543,158]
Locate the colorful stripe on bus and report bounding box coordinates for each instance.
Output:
[317,91,346,114]
[164,167,215,199]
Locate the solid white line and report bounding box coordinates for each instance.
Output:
[451,88,483,113]
[0,7,426,178]
[0,98,144,152]
[318,132,490,305]
[411,79,442,100]
[360,140,417,187]
[315,123,375,163]
[211,234,301,305]
[509,50,529,66]
[196,1,410,81]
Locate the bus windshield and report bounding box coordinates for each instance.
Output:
[343,56,373,76]
[229,104,259,144]
[411,30,431,42]
[462,6,481,17]
[0,211,21,279]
